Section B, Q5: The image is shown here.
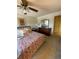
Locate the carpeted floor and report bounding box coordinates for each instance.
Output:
[32,35,61,59]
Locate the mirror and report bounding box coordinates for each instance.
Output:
[41,19,49,28]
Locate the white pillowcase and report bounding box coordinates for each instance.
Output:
[17,29,24,38]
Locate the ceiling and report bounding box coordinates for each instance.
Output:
[17,0,61,17]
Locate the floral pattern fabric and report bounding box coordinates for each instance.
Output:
[17,31,45,59]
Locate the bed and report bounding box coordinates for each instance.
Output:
[17,26,45,59]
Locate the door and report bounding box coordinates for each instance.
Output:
[53,15,61,36]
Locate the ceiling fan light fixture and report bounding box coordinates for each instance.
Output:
[23,9,27,14]
[17,0,39,15]
[24,13,27,15]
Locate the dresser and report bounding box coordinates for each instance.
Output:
[32,27,51,36]
[39,28,51,36]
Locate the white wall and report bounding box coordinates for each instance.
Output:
[37,11,61,34]
[17,15,38,27]
[17,8,24,18]
[24,16,38,27]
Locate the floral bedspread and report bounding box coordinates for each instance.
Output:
[17,31,45,58]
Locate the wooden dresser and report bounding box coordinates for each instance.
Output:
[32,28,51,36]
[39,28,51,36]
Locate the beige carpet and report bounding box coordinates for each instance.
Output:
[32,35,61,59]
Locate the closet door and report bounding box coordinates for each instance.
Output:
[53,15,61,36]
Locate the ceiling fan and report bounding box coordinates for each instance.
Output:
[17,0,38,14]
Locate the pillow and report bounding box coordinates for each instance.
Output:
[25,26,32,33]
[17,26,32,36]
[17,29,24,38]
[23,28,30,36]
[27,28,32,33]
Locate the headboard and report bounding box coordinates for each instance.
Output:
[17,26,31,29]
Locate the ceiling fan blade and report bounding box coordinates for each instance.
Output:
[17,5,23,9]
[21,0,28,6]
[17,5,21,7]
[28,7,38,12]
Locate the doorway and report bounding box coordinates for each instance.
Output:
[53,15,61,36]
